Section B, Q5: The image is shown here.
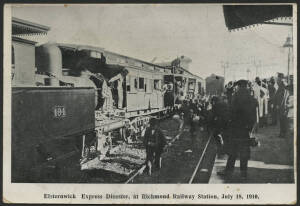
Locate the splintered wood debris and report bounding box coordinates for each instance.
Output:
[81,118,180,176]
[81,157,133,176]
[81,143,146,175]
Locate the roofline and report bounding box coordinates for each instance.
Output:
[105,50,165,69]
[166,65,203,80]
[205,74,224,80]
[12,36,37,45]
[58,43,105,52]
[12,17,50,33]
[56,43,165,69]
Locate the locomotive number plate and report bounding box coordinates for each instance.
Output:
[53,106,66,118]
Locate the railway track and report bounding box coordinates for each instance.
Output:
[124,120,184,184]
[43,118,214,184]
[75,116,182,183]
[35,117,215,184]
[124,131,183,184]
[124,124,216,184]
[189,134,213,184]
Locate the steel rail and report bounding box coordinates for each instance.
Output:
[125,165,147,184]
[124,118,184,184]
[188,134,213,184]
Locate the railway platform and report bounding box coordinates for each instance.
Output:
[209,124,294,184]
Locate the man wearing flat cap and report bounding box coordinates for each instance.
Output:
[218,79,256,180]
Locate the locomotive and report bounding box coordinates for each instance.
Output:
[11,17,205,182]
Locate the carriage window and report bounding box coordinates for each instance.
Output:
[12,46,15,80]
[154,79,160,90]
[139,77,144,90]
[12,46,15,65]
[126,85,131,92]
[126,76,131,92]
[134,78,138,89]
[128,76,137,93]
[189,82,195,90]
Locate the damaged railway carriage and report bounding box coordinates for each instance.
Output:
[49,43,167,115]
[164,63,205,105]
[11,17,205,182]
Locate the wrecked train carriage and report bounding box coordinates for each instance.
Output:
[11,17,202,182]
[35,43,172,175]
[42,43,169,117]
[164,65,205,105]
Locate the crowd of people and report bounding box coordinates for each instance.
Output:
[142,72,294,179]
[182,72,293,180]
[224,72,293,138]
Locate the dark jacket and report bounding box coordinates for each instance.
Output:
[144,127,167,153]
[226,87,234,104]
[268,84,276,104]
[274,82,285,108]
[211,101,230,130]
[230,87,256,137]
[189,103,198,115]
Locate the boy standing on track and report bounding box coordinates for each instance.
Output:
[188,109,196,136]
[188,108,200,146]
[144,118,167,176]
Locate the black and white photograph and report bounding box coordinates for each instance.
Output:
[3,3,297,204]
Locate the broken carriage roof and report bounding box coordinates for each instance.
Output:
[57,43,166,69]
[223,5,293,31]
[165,64,204,81]
[54,43,204,80]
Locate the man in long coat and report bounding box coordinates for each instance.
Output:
[218,80,256,180]
[274,73,289,138]
[268,77,277,125]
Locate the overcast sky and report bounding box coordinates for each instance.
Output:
[11,4,293,80]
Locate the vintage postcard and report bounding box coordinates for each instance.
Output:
[3,3,297,204]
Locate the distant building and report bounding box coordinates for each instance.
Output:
[205,74,224,95]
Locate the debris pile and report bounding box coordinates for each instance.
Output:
[81,143,146,176]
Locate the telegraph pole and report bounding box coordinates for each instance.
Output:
[221,61,229,83]
[283,36,293,84]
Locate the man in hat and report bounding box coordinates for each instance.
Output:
[274,73,289,138]
[217,79,256,180]
[225,81,234,105]
[144,118,167,175]
[251,78,260,128]
[268,77,277,125]
[260,79,269,127]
